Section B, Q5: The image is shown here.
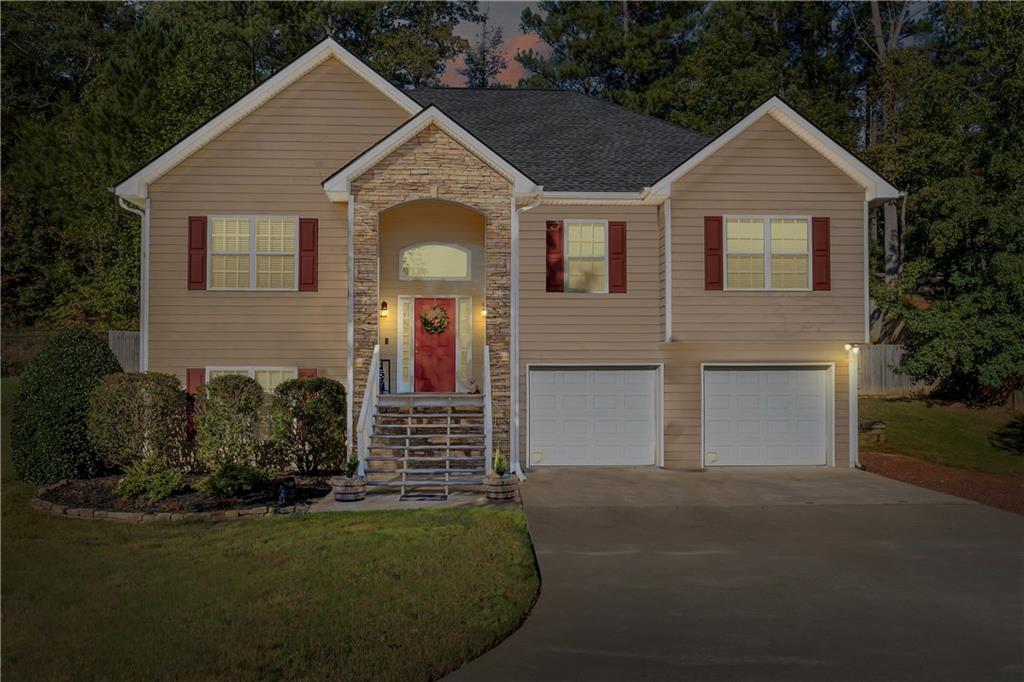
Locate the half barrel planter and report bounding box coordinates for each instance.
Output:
[484,474,518,501]
[331,476,367,502]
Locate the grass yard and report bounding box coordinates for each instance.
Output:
[0,378,539,681]
[859,396,1024,477]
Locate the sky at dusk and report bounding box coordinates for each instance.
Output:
[441,1,548,86]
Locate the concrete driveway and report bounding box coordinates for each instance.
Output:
[450,468,1024,681]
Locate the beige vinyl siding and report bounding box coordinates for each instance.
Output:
[518,204,665,457]
[147,57,410,384]
[661,342,851,469]
[671,114,866,342]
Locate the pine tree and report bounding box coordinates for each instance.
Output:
[460,16,507,87]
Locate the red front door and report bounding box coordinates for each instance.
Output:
[414,297,456,392]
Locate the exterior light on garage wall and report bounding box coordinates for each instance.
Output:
[481,305,487,317]
[380,300,389,318]
[844,343,860,354]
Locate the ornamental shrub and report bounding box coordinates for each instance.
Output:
[114,456,187,502]
[270,377,346,474]
[10,327,122,484]
[87,372,193,472]
[198,463,269,498]
[195,374,264,470]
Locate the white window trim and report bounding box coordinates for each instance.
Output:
[723,215,812,291]
[398,242,472,281]
[205,366,298,392]
[563,218,610,294]
[207,215,300,292]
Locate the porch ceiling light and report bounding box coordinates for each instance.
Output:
[380,300,389,318]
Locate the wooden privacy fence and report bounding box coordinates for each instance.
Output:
[858,344,932,395]
[107,331,140,372]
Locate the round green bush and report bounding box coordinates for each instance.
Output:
[88,372,193,472]
[114,456,187,502]
[10,328,122,483]
[270,377,346,473]
[195,374,264,470]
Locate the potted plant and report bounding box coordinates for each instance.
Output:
[484,447,518,501]
[330,447,366,502]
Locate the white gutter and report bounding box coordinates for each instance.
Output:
[509,189,544,480]
[846,344,860,468]
[347,198,356,454]
[663,198,673,342]
[117,196,149,371]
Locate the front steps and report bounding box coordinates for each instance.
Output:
[365,393,486,501]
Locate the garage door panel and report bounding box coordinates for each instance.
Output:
[704,366,829,467]
[530,368,657,466]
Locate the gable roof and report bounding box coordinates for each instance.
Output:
[322,105,541,200]
[410,88,711,193]
[114,38,421,205]
[649,96,901,201]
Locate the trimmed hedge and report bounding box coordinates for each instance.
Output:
[11,328,122,484]
[88,372,193,472]
[197,463,269,497]
[270,377,346,473]
[195,374,264,469]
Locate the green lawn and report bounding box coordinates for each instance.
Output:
[1,378,539,681]
[860,396,1024,477]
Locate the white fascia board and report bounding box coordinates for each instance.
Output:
[114,38,421,203]
[650,97,900,201]
[540,189,664,206]
[322,106,540,199]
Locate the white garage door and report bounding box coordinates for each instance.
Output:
[529,367,657,466]
[703,366,831,466]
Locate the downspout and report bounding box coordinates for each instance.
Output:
[117,195,149,371]
[510,189,544,480]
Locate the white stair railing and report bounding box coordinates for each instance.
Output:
[483,345,493,475]
[355,344,381,477]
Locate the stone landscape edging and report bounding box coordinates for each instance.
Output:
[30,480,312,523]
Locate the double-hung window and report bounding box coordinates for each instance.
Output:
[209,216,298,290]
[725,216,811,290]
[206,367,297,394]
[565,219,608,293]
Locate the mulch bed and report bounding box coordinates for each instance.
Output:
[40,475,331,514]
[861,451,1024,515]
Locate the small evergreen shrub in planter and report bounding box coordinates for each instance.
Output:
[195,374,264,470]
[115,456,188,502]
[198,463,270,498]
[330,448,365,502]
[11,327,122,484]
[88,372,193,472]
[270,377,346,474]
[484,448,518,501]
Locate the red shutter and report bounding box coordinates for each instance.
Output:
[186,368,205,396]
[609,222,627,293]
[299,218,318,291]
[298,368,317,378]
[704,216,724,290]
[188,216,207,290]
[812,217,831,291]
[545,220,564,292]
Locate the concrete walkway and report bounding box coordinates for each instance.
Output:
[448,468,1024,681]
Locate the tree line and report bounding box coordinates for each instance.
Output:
[2,1,1021,399]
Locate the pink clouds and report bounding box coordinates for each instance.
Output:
[441,32,548,87]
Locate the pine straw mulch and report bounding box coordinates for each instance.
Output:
[861,451,1024,515]
[39,474,331,514]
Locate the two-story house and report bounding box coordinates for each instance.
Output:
[115,39,900,494]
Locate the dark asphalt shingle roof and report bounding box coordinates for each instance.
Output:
[409,88,711,193]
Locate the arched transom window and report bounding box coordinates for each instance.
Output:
[399,243,471,280]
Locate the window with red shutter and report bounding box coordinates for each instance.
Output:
[704,216,724,290]
[186,368,205,395]
[812,217,831,291]
[299,218,318,291]
[546,220,564,292]
[188,217,207,290]
[609,222,627,293]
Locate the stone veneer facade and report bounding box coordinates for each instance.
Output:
[350,124,513,454]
